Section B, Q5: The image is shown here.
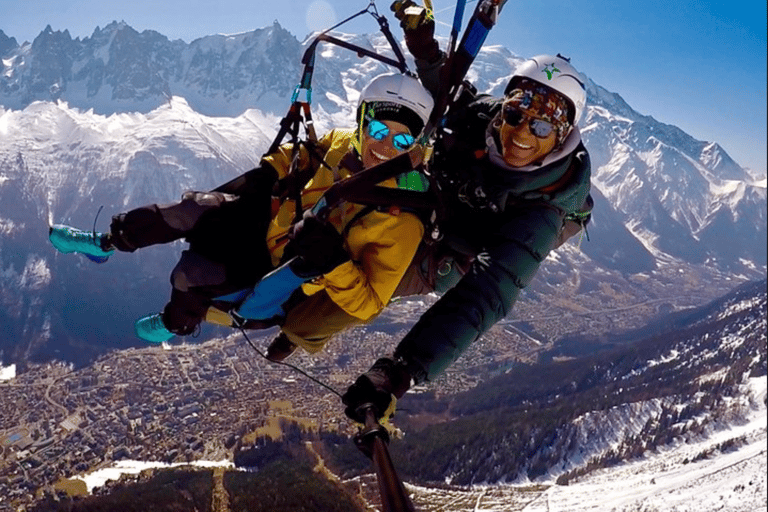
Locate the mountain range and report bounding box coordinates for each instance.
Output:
[0,21,765,371]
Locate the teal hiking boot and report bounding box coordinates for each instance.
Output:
[49,224,115,263]
[135,313,175,343]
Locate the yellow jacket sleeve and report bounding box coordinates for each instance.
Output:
[304,210,424,321]
[261,142,306,180]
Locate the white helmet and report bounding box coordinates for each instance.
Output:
[357,73,434,136]
[505,54,586,126]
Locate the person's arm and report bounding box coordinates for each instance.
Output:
[391,0,445,97]
[394,204,565,382]
[311,211,425,321]
[342,204,565,421]
[342,146,594,419]
[394,148,593,382]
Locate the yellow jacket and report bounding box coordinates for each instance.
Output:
[262,129,425,321]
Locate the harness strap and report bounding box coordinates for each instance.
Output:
[340,186,439,214]
[314,152,415,220]
[273,139,337,200]
[303,34,408,74]
[267,102,303,156]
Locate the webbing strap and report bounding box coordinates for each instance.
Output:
[314,152,415,220]
[339,186,439,213]
[449,0,468,54]
[302,34,408,74]
[447,0,506,89]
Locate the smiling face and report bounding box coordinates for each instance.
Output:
[499,111,558,167]
[499,78,573,167]
[360,120,414,169]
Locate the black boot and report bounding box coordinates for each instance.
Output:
[266,332,297,362]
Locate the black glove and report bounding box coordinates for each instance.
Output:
[342,358,413,422]
[287,211,350,278]
[390,0,441,62]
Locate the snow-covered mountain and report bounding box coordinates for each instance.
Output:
[0,22,765,369]
[0,22,303,117]
[581,80,766,268]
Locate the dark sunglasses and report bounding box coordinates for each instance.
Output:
[502,106,555,138]
[366,120,416,151]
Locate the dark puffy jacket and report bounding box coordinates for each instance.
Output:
[394,94,593,383]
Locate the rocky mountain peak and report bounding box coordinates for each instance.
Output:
[0,30,18,56]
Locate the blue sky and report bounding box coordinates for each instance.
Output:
[1,0,765,175]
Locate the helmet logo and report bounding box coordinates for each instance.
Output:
[542,63,561,80]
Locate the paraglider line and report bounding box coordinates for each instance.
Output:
[236,325,344,399]
[91,206,105,242]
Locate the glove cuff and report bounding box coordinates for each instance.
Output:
[390,365,413,399]
[288,251,350,278]
[370,357,413,399]
[288,255,323,279]
[392,352,428,386]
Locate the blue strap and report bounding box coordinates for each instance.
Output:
[452,0,467,38]
[462,16,490,58]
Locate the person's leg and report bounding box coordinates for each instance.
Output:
[134,183,275,341]
[140,221,274,341]
[279,291,366,355]
[109,191,236,251]
[49,191,237,260]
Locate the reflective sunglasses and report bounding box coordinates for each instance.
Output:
[502,106,555,138]
[366,120,416,151]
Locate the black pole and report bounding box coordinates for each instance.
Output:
[354,407,416,512]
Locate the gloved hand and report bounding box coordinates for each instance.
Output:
[287,211,350,278]
[390,0,441,62]
[342,358,413,423]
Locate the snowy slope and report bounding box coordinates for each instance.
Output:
[522,378,766,512]
[0,98,284,367]
[406,378,766,511]
[581,88,766,267]
[1,97,275,212]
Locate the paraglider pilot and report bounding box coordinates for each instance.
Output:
[342,2,594,422]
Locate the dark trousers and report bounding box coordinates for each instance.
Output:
[110,188,274,335]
